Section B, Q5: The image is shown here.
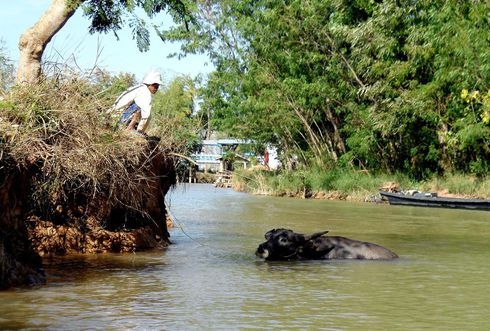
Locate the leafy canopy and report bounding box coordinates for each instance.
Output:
[68,0,195,52]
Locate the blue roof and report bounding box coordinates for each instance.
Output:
[202,139,252,146]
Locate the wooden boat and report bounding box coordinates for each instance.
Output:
[379,191,490,211]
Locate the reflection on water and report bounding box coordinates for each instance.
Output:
[1,183,490,330]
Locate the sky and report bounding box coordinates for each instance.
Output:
[0,0,214,83]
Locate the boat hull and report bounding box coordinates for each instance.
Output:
[379,191,490,211]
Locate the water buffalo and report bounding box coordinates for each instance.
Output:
[255,228,398,261]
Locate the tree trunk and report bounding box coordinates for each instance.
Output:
[324,102,346,155]
[16,0,79,84]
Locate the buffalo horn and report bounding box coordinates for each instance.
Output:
[304,231,329,241]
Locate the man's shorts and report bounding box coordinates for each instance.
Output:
[119,102,140,126]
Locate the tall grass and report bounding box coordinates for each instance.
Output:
[236,167,489,200]
[420,174,490,198]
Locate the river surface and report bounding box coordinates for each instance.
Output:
[1,183,490,330]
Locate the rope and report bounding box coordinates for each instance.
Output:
[164,198,208,247]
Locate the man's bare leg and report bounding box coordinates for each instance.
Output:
[126,111,141,130]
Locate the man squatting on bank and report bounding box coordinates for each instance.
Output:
[108,71,163,135]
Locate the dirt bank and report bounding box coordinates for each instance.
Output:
[0,139,177,289]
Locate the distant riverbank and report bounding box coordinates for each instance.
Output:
[228,168,490,202]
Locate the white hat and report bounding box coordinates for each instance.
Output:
[142,71,163,85]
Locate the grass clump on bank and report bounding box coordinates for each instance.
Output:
[0,70,189,243]
[2,77,156,214]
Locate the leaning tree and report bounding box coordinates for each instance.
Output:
[16,0,193,84]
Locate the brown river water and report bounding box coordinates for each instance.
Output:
[1,183,490,330]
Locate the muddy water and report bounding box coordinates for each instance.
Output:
[1,183,490,330]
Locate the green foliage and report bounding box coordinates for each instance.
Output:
[130,16,151,52]
[149,74,202,153]
[442,88,490,176]
[461,89,490,124]
[91,70,137,108]
[162,0,490,179]
[154,75,195,118]
[78,0,194,52]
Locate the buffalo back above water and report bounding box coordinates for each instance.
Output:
[255,228,398,261]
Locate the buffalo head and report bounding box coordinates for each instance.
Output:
[255,228,329,260]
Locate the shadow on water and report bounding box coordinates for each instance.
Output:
[41,252,169,286]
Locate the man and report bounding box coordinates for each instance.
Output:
[108,71,162,134]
